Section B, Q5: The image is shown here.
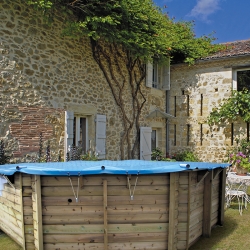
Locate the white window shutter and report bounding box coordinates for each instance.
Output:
[146,63,153,88]
[140,127,152,160]
[65,111,74,152]
[162,57,170,90]
[96,114,106,159]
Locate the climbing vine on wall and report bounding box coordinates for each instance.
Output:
[25,0,224,159]
[91,40,146,159]
[207,88,250,125]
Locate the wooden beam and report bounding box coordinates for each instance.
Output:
[33,175,43,250]
[103,179,108,250]
[213,169,223,180]
[202,171,212,237]
[217,168,226,226]
[20,174,26,250]
[79,176,84,189]
[186,172,191,250]
[168,172,178,250]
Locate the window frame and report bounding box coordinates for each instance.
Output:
[151,129,157,151]
[146,58,170,90]
[232,68,250,91]
[152,63,162,89]
[74,115,88,153]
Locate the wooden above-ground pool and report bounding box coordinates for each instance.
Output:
[0,160,228,250]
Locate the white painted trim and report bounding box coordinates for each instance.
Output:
[232,69,237,90]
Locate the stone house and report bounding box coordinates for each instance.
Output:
[169,39,250,162]
[0,0,171,162]
[2,1,249,164]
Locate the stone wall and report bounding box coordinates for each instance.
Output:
[0,0,166,162]
[170,56,250,162]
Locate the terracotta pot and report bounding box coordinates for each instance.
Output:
[237,173,247,176]
[234,166,248,175]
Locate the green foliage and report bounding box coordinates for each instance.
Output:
[80,147,99,161]
[80,152,98,161]
[151,147,163,160]
[0,140,11,165]
[151,148,176,161]
[207,88,250,125]
[228,138,250,171]
[25,0,223,64]
[235,138,250,156]
[174,150,200,162]
[0,231,22,250]
[229,151,250,172]
[161,157,176,162]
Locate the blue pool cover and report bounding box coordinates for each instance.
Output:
[0,160,229,176]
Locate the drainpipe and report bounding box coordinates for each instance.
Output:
[166,90,170,156]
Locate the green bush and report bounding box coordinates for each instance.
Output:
[0,140,11,165]
[151,148,163,161]
[151,148,176,161]
[174,150,200,162]
[80,152,98,161]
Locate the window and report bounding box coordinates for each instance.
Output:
[65,111,106,160]
[152,63,161,89]
[233,68,250,90]
[146,58,170,90]
[237,69,250,91]
[151,129,157,151]
[73,116,87,153]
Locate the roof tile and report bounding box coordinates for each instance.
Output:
[205,39,250,59]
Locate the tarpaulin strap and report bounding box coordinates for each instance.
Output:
[68,172,80,202]
[127,171,139,200]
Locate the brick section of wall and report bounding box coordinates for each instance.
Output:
[8,106,64,158]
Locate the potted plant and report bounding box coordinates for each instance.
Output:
[228,138,250,175]
[229,151,250,175]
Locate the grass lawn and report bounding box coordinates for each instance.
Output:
[190,206,250,249]
[0,205,249,250]
[0,231,22,250]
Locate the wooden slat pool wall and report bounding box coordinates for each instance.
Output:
[211,169,226,228]
[32,175,44,250]
[176,171,205,249]
[211,172,220,226]
[0,168,227,250]
[23,174,35,250]
[41,174,170,250]
[0,173,25,247]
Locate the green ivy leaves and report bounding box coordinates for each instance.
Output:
[207,88,250,125]
[25,0,223,64]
